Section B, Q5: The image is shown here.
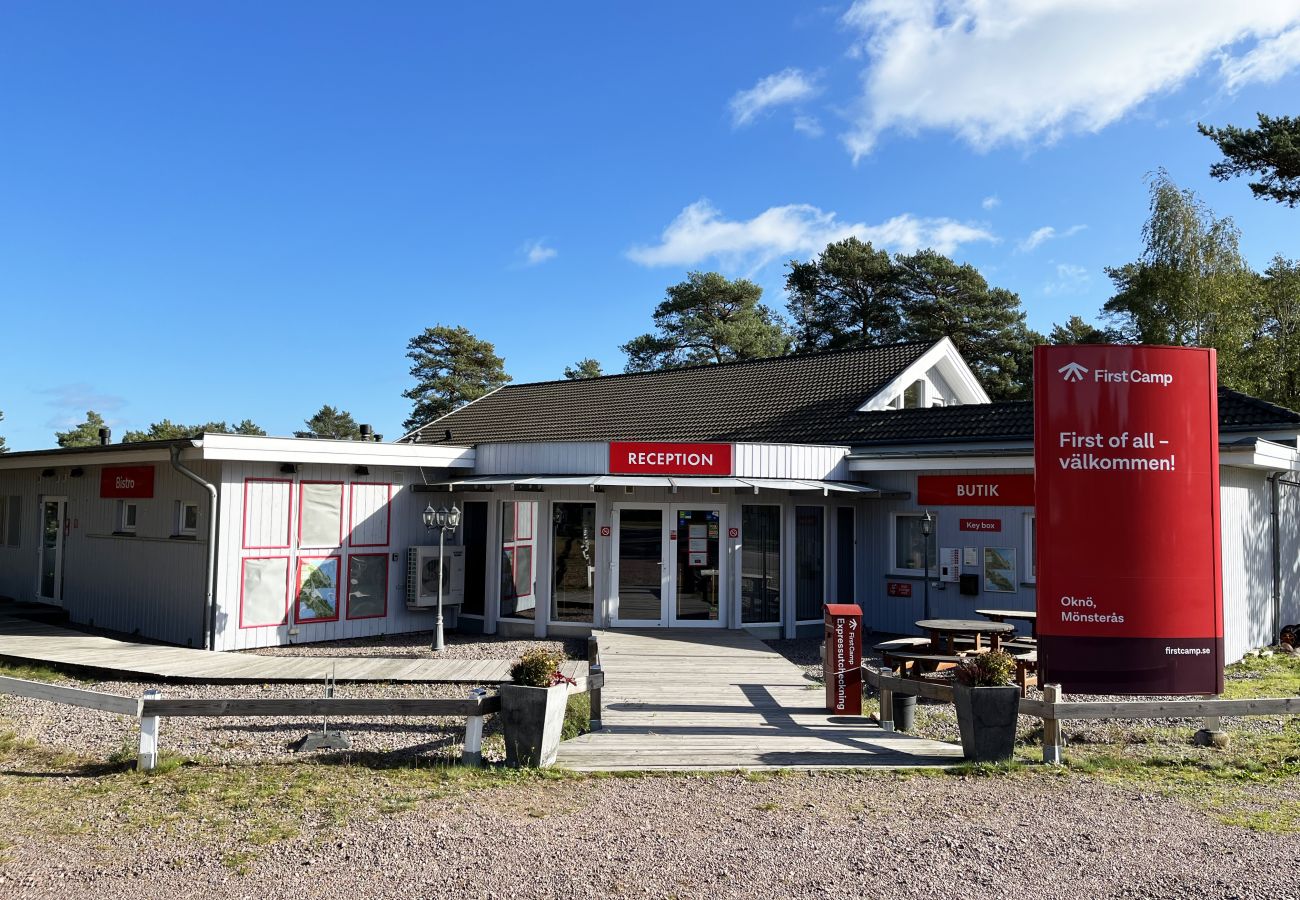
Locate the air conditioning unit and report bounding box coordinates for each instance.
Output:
[405,545,465,610]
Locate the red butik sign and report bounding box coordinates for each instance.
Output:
[917,474,1034,506]
[608,442,733,476]
[1034,345,1224,695]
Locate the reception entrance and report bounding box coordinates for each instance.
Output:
[610,503,725,627]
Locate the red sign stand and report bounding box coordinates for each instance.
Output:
[823,604,862,714]
[1034,345,1224,695]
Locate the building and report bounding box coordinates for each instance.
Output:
[2,338,1298,661]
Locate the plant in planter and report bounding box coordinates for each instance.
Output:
[952,649,1020,763]
[499,648,574,768]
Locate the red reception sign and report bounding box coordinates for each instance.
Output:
[1034,345,1224,695]
[608,441,733,476]
[823,604,862,714]
[917,474,1034,506]
[99,465,155,499]
[959,518,1002,533]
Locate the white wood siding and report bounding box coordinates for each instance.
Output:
[473,443,609,475]
[1219,467,1279,661]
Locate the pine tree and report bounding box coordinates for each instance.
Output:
[55,411,109,447]
[295,405,361,440]
[403,325,511,430]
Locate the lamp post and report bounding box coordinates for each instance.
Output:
[423,503,462,652]
[920,510,934,620]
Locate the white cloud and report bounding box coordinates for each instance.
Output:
[793,114,825,138]
[1043,263,1091,296]
[729,68,820,127]
[1017,224,1086,253]
[839,2,1300,158]
[1220,26,1300,91]
[627,199,996,270]
[520,239,557,266]
[981,195,1000,210]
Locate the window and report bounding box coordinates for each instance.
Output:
[740,505,781,624]
[240,556,290,628]
[1024,513,1036,583]
[551,502,595,622]
[499,500,537,620]
[346,553,388,619]
[794,506,825,621]
[298,482,343,548]
[242,478,292,549]
[117,500,138,535]
[175,501,199,536]
[295,556,341,623]
[460,501,488,616]
[903,379,925,408]
[0,496,19,547]
[892,513,937,574]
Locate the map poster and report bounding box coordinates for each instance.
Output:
[983,547,1016,593]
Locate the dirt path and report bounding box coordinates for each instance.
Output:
[2,771,1295,900]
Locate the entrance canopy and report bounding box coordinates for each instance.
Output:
[428,474,905,497]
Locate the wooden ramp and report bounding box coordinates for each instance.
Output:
[0,616,586,684]
[557,630,962,771]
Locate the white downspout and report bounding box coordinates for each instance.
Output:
[170,443,219,651]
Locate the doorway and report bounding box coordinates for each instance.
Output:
[610,503,726,628]
[36,496,66,605]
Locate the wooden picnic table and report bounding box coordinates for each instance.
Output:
[976,608,1038,638]
[915,618,1016,654]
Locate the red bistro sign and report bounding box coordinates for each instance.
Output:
[886,581,913,598]
[608,442,733,476]
[99,465,155,499]
[959,518,1002,533]
[916,474,1034,506]
[1034,345,1224,695]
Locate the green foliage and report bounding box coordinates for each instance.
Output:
[622,271,791,372]
[403,325,511,431]
[563,358,604,380]
[123,419,266,442]
[509,648,564,687]
[1243,256,1300,410]
[1048,315,1119,345]
[562,691,591,741]
[294,404,361,440]
[0,410,7,453]
[785,239,1037,399]
[1200,114,1300,207]
[55,410,108,447]
[787,237,902,349]
[1102,170,1258,392]
[954,649,1017,687]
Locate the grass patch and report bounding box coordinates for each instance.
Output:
[0,661,75,684]
[1222,652,1300,700]
[562,691,591,741]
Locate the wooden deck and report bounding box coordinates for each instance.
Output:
[557,630,963,771]
[0,616,586,684]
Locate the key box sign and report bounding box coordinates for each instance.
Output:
[1034,345,1224,695]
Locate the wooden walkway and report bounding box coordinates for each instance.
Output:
[0,616,586,684]
[557,630,962,771]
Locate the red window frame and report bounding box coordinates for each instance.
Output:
[241,478,292,550]
[348,482,392,548]
[297,481,344,548]
[345,552,389,620]
[238,555,291,629]
[294,554,343,624]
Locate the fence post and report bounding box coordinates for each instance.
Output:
[878,668,895,733]
[138,688,161,772]
[1042,683,1063,765]
[461,688,488,767]
[588,634,603,731]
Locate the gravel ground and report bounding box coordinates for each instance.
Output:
[1,771,1296,899]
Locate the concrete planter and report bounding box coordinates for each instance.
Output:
[953,683,1020,762]
[500,683,569,768]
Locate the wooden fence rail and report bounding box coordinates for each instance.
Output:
[864,666,1299,764]
[1,669,606,771]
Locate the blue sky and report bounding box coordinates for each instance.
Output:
[2,2,1300,450]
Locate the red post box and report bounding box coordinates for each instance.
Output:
[823,603,863,714]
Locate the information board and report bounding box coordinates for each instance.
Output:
[1034,345,1224,694]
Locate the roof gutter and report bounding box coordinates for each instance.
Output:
[170,445,218,652]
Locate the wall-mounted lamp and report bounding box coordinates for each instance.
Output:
[70,468,84,478]
[40,468,55,478]
[280,463,298,474]
[354,465,370,476]
[920,509,934,619]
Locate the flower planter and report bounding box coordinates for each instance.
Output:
[500,682,569,768]
[953,683,1020,762]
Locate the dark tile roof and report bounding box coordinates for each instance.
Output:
[848,387,1300,447]
[403,342,935,446]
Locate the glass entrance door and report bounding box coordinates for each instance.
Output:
[611,506,667,626]
[37,497,66,605]
[670,507,724,627]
